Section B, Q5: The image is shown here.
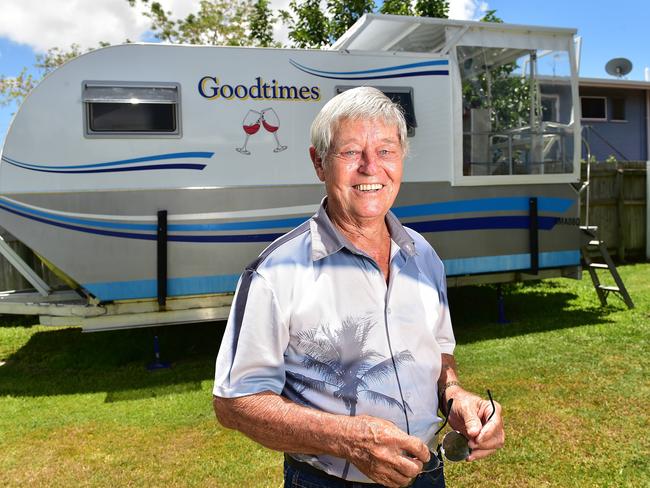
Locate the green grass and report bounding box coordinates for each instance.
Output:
[0,264,648,487]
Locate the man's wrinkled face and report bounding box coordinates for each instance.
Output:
[311,118,404,226]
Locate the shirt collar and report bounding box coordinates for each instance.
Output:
[310,197,416,261]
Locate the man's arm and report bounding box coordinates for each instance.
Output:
[437,353,505,461]
[213,391,429,488]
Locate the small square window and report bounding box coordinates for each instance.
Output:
[581,97,606,120]
[83,82,180,137]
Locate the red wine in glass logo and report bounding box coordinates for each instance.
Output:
[236,108,288,155]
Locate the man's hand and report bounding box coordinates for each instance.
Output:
[446,389,505,461]
[341,415,430,488]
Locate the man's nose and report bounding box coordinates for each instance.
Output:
[358,151,379,174]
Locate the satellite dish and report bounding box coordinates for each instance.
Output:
[605,58,633,78]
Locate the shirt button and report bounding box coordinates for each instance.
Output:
[386,307,392,314]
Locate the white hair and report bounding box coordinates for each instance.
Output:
[310,86,409,162]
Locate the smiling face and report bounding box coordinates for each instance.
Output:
[310,117,404,228]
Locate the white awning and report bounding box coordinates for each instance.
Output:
[332,14,576,54]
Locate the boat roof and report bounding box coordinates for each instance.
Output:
[332,13,577,54]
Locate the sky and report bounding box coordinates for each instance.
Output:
[0,0,649,146]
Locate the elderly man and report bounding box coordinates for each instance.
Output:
[213,87,504,488]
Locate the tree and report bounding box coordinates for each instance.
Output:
[0,44,103,108]
[249,0,279,47]
[380,0,414,16]
[283,0,449,50]
[280,0,330,49]
[480,9,503,23]
[0,70,36,109]
[130,0,253,46]
[414,0,449,18]
[328,0,376,41]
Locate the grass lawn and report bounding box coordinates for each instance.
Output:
[0,263,648,487]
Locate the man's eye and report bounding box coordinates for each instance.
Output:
[379,149,396,158]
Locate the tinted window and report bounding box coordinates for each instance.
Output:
[383,91,417,136]
[83,82,180,136]
[581,97,606,119]
[89,103,176,132]
[336,86,417,136]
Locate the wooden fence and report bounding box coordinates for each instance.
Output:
[581,161,648,260]
[0,228,63,291]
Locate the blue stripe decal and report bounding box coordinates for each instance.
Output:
[4,162,206,174]
[1,152,212,174]
[0,198,307,231]
[83,274,242,301]
[0,202,286,242]
[289,68,448,81]
[168,217,307,232]
[393,196,574,217]
[407,216,558,233]
[0,202,566,241]
[0,203,158,240]
[443,250,581,276]
[0,198,156,231]
[289,59,448,76]
[2,152,213,170]
[82,250,580,300]
[0,196,575,233]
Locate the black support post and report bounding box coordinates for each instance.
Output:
[157,210,168,308]
[529,197,539,275]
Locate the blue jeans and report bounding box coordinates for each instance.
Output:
[283,459,445,488]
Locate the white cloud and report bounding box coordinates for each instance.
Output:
[0,0,489,53]
[0,0,200,52]
[448,0,488,21]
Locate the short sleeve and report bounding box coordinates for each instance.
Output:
[213,269,289,398]
[434,265,455,355]
[407,227,456,356]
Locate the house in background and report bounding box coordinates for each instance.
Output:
[542,77,650,162]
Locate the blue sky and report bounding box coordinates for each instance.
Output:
[1,0,649,147]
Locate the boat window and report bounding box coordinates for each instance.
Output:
[458,46,575,176]
[335,86,417,136]
[83,82,180,136]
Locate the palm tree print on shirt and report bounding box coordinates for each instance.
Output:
[285,315,414,479]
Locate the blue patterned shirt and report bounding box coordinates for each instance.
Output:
[214,200,455,483]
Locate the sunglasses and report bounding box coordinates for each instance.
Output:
[414,390,496,482]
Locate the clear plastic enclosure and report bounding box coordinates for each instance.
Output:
[459,46,575,176]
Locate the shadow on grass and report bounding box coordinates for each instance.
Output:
[448,281,617,345]
[0,321,226,401]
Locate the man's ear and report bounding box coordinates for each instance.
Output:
[310,146,326,182]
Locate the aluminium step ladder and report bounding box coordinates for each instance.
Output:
[580,226,634,309]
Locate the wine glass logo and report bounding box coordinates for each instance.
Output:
[261,108,288,153]
[236,110,262,155]
[235,108,288,155]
